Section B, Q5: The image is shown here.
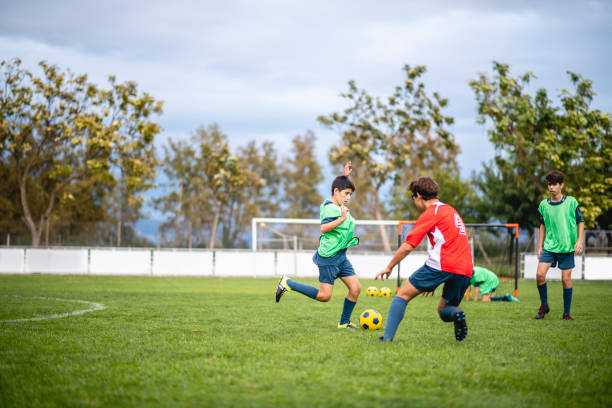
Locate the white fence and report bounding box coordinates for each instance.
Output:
[523,254,611,280]
[0,248,610,280]
[0,248,428,279]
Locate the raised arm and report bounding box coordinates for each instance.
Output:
[343,161,352,177]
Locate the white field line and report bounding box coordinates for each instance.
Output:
[0,296,106,323]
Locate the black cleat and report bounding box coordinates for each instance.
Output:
[275,275,291,303]
[535,305,550,319]
[377,336,392,342]
[453,308,468,342]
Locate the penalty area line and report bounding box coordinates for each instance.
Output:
[0,296,106,323]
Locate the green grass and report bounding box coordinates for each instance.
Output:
[0,275,610,408]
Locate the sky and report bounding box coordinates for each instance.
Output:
[1,0,611,216]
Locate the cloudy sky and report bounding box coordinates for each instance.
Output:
[1,0,611,183]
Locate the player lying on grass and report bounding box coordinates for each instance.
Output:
[535,170,584,320]
[466,266,519,302]
[275,162,362,329]
[375,176,473,342]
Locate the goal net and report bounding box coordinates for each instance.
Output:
[251,217,404,253]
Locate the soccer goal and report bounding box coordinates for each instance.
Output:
[398,221,520,299]
[251,217,401,252]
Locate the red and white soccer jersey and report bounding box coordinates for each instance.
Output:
[405,202,473,277]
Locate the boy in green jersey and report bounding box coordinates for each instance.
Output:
[275,162,362,328]
[535,170,584,320]
[466,266,519,302]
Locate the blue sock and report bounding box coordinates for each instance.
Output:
[439,306,457,322]
[340,297,356,325]
[537,283,548,307]
[382,296,408,341]
[287,279,319,300]
[563,287,573,315]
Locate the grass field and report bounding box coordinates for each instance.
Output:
[1,275,611,408]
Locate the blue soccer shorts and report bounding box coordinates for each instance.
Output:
[312,249,356,285]
[539,250,575,270]
[409,264,471,306]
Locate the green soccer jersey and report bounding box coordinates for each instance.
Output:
[538,195,580,253]
[470,266,499,295]
[317,200,359,257]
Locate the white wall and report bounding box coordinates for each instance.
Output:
[0,249,25,273]
[152,250,213,276]
[523,254,583,280]
[584,257,612,280]
[0,248,610,280]
[90,249,151,275]
[26,248,89,275]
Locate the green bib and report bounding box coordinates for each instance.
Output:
[317,201,359,257]
[538,196,579,253]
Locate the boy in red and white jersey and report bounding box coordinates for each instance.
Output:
[376,176,473,342]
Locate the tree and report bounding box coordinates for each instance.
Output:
[156,124,256,249]
[470,61,612,230]
[155,138,206,248]
[318,65,458,250]
[0,59,162,246]
[221,140,280,248]
[282,130,323,219]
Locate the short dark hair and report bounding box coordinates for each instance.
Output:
[545,170,564,185]
[409,176,439,200]
[331,176,355,194]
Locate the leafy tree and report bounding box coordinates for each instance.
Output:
[319,65,458,250]
[155,138,205,248]
[156,124,257,249]
[470,62,612,230]
[221,140,280,248]
[0,59,162,246]
[282,130,323,219]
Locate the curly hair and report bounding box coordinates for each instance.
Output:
[545,170,564,185]
[408,176,439,200]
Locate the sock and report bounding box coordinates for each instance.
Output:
[339,297,356,325]
[537,283,548,307]
[382,296,408,340]
[490,296,507,301]
[563,287,573,315]
[439,306,457,322]
[287,280,319,300]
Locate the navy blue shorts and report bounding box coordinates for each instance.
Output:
[313,249,355,285]
[409,264,471,307]
[539,250,575,270]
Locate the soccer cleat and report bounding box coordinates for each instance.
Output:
[453,308,468,342]
[377,336,392,342]
[562,313,573,320]
[535,305,550,319]
[275,275,291,303]
[337,322,359,329]
[505,293,520,302]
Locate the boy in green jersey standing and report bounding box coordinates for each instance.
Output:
[275,162,362,328]
[535,170,584,320]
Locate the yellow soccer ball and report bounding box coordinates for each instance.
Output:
[379,287,392,297]
[359,309,383,330]
[366,286,379,297]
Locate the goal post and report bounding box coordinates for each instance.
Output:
[398,221,520,299]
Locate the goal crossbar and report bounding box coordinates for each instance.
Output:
[252,217,400,251]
